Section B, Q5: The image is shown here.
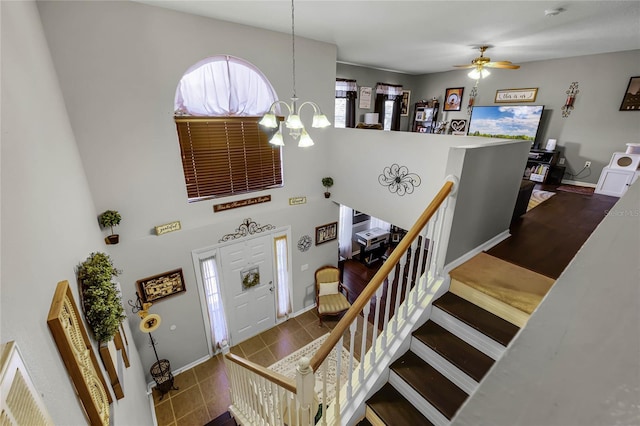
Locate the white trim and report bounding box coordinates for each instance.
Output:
[443,229,511,274]
[431,308,505,360]
[192,226,292,355]
[410,337,478,395]
[560,179,597,188]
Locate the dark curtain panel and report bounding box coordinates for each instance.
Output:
[336,79,357,128]
[374,93,402,130]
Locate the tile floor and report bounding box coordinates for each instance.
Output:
[152,309,371,426]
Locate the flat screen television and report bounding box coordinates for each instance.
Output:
[467,105,544,142]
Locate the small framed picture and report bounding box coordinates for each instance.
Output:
[315,222,338,245]
[443,87,464,111]
[137,268,186,303]
[620,76,640,111]
[401,90,411,116]
[415,110,425,121]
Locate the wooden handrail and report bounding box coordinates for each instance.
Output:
[225,352,297,393]
[309,180,454,371]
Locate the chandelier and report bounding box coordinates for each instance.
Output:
[259,0,330,147]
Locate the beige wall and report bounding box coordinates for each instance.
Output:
[1,2,152,424]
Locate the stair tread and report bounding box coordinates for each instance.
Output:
[449,253,555,314]
[391,351,468,420]
[366,383,434,426]
[413,320,495,382]
[434,292,520,346]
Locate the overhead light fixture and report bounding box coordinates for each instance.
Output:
[259,0,330,147]
[468,67,491,80]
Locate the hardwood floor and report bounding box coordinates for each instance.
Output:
[487,184,618,279]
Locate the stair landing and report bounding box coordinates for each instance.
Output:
[449,253,555,327]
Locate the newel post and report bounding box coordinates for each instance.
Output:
[296,356,315,425]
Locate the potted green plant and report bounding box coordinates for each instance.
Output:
[322,177,334,198]
[77,252,125,343]
[99,210,121,244]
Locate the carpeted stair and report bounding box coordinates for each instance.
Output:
[204,411,237,426]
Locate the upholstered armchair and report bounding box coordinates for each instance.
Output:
[315,265,351,325]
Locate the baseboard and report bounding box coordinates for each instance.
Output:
[443,229,511,274]
[560,179,597,188]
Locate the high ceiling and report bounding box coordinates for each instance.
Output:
[134,1,640,75]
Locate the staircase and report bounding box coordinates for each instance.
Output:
[364,253,554,425]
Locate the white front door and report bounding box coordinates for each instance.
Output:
[219,234,276,345]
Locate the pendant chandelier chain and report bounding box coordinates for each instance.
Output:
[290,0,297,100]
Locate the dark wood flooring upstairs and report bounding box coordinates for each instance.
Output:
[488,184,618,279]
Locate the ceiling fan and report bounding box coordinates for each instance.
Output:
[454,45,520,79]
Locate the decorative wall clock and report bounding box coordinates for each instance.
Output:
[297,235,312,252]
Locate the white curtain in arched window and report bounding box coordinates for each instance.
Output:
[175,55,278,116]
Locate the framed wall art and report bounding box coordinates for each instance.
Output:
[137,268,186,303]
[315,222,338,245]
[495,88,538,103]
[443,87,464,111]
[619,76,640,111]
[401,90,411,116]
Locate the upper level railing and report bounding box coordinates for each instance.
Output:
[224,179,455,425]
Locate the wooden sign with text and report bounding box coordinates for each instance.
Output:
[213,195,271,212]
[155,221,181,235]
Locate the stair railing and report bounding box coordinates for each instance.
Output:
[223,179,455,425]
[308,179,455,425]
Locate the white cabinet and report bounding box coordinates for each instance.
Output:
[594,167,639,197]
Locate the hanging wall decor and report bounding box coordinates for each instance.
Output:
[619,76,640,111]
[241,266,261,289]
[219,218,276,243]
[467,83,478,115]
[562,82,579,118]
[137,269,186,303]
[378,164,421,196]
[297,235,312,252]
[47,280,112,426]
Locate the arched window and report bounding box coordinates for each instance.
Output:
[174,56,283,202]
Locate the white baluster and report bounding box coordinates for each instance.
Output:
[359,303,370,383]
[393,262,402,334]
[370,285,383,365]
[321,361,328,426]
[413,224,429,303]
[333,336,343,423]
[382,275,393,348]
[347,320,357,399]
[401,249,412,320]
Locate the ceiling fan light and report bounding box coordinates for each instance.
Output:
[468,67,491,79]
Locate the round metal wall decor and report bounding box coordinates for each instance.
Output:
[297,235,312,252]
[379,164,421,196]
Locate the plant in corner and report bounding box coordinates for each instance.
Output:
[99,210,121,244]
[77,252,126,343]
[322,177,334,198]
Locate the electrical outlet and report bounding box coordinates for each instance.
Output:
[585,161,591,168]
[558,158,565,165]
